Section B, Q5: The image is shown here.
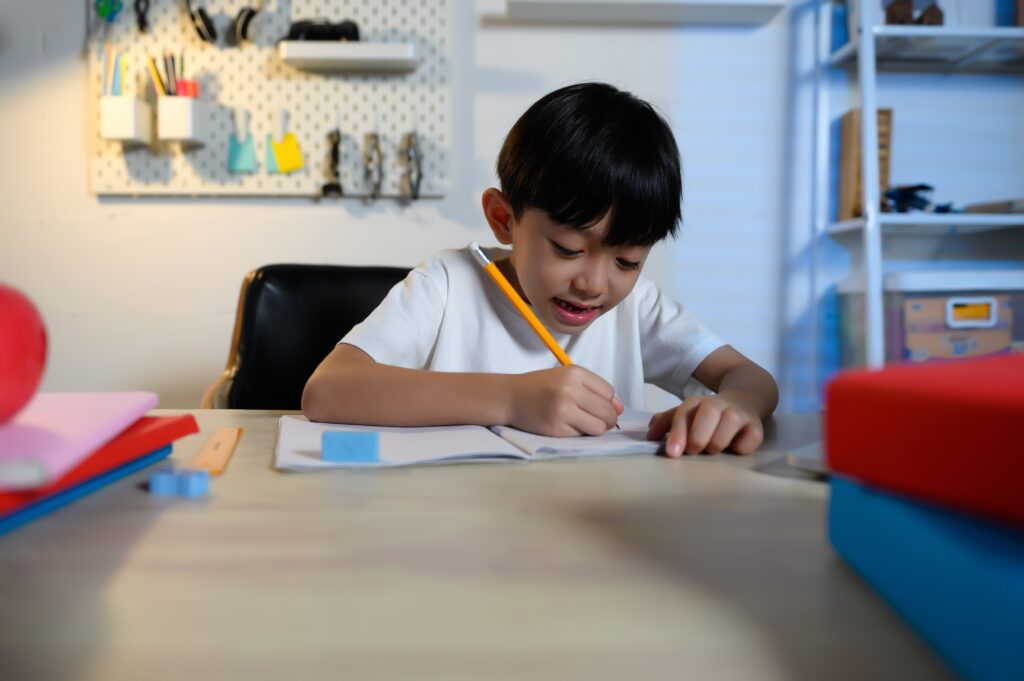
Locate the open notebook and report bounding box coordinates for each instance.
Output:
[274,408,660,470]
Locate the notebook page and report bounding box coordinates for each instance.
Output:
[490,409,661,459]
[274,415,527,470]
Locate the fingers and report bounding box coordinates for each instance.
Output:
[575,388,621,433]
[576,367,615,401]
[731,421,764,455]
[662,400,700,457]
[574,367,622,430]
[705,408,745,454]
[658,398,762,457]
[646,409,675,442]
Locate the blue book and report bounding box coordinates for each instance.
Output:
[0,446,171,536]
[829,476,1024,681]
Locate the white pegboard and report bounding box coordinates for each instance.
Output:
[88,0,450,198]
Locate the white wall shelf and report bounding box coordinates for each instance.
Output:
[831,26,1024,74]
[811,2,1024,372]
[829,214,1024,237]
[278,42,418,73]
[502,0,786,25]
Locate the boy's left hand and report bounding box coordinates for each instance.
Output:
[647,392,764,456]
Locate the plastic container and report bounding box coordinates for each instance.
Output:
[99,96,152,146]
[157,97,205,146]
[838,270,1024,366]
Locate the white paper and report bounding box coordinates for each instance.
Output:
[274,408,659,470]
[275,415,525,470]
[490,408,659,459]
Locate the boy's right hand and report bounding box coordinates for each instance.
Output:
[505,366,624,437]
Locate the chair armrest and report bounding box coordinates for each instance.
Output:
[201,370,232,409]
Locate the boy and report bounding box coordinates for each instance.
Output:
[303,82,778,456]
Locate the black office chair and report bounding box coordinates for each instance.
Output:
[202,264,409,409]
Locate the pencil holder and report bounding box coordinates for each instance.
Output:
[99,96,153,147]
[157,97,206,147]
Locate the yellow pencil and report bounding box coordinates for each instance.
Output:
[471,242,572,365]
[145,55,165,96]
[471,242,620,428]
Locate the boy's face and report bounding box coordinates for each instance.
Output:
[502,207,651,336]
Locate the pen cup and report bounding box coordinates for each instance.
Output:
[157,96,206,147]
[99,96,153,147]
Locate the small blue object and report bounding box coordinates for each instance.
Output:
[228,134,259,174]
[148,467,180,496]
[148,466,210,497]
[176,469,210,497]
[322,431,380,463]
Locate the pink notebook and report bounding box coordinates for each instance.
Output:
[0,392,158,490]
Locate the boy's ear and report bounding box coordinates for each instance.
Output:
[481,188,514,245]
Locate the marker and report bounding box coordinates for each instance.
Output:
[469,242,620,428]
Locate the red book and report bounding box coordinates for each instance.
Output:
[0,414,199,532]
[825,355,1024,527]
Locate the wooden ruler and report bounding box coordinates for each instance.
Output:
[188,427,243,475]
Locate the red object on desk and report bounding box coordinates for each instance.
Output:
[0,285,47,425]
[825,355,1024,527]
[0,414,199,518]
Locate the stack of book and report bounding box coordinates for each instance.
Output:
[0,392,198,535]
[825,355,1024,681]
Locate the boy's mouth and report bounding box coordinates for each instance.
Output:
[552,297,601,326]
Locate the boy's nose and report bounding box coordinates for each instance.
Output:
[571,260,608,298]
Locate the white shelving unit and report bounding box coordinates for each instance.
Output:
[831,25,1024,74]
[502,0,787,25]
[811,2,1024,369]
[828,213,1024,237]
[278,41,418,73]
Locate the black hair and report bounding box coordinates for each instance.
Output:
[496,82,682,247]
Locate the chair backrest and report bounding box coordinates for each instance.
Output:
[226,264,409,409]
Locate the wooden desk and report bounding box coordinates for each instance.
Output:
[0,411,951,681]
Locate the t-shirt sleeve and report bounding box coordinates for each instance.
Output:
[636,278,726,395]
[339,259,447,369]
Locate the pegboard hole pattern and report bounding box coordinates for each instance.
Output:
[90,0,449,198]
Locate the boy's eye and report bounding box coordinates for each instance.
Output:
[616,258,641,271]
[551,241,582,257]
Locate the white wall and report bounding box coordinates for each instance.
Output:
[1,1,795,409]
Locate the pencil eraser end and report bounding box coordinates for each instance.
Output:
[322,431,380,463]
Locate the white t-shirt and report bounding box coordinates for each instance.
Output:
[341,245,725,409]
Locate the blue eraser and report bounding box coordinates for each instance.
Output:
[322,431,380,463]
[148,467,179,496]
[148,466,209,497]
[176,469,210,497]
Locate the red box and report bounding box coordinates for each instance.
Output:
[825,355,1024,527]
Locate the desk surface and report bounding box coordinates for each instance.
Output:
[0,411,950,681]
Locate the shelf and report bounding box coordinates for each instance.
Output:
[278,42,418,73]
[828,213,1024,237]
[501,0,786,25]
[831,26,1024,74]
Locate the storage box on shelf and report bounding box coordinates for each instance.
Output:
[838,270,1024,366]
[812,1,1024,373]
